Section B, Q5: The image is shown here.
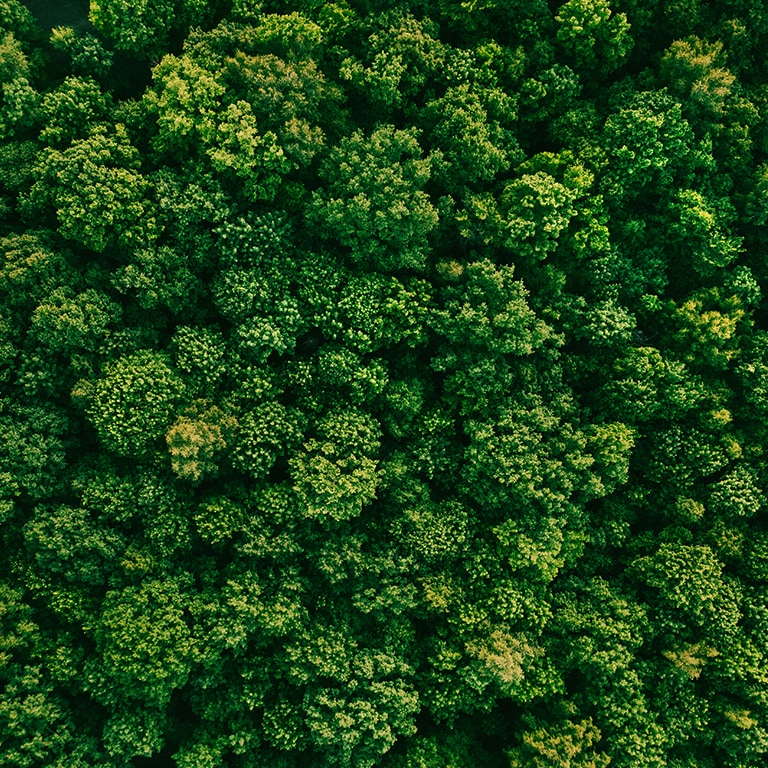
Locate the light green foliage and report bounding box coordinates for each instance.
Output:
[708,465,765,518]
[464,628,543,698]
[632,544,742,640]
[170,325,227,396]
[39,77,112,146]
[500,154,593,261]
[231,400,303,479]
[492,514,571,583]
[0,0,38,41]
[0,232,78,311]
[392,500,468,561]
[660,37,736,123]
[238,11,324,59]
[25,125,156,252]
[0,585,89,768]
[315,345,389,405]
[193,494,248,547]
[669,189,742,276]
[148,52,227,159]
[285,625,419,767]
[93,578,196,706]
[0,401,69,499]
[502,170,576,259]
[670,288,747,370]
[601,90,697,199]
[86,350,185,458]
[150,22,336,189]
[464,396,598,518]
[0,29,27,81]
[101,704,168,761]
[509,716,611,768]
[422,84,519,191]
[29,288,121,355]
[572,295,636,348]
[303,676,419,768]
[111,245,205,314]
[600,345,711,421]
[206,99,289,202]
[338,273,432,352]
[235,307,302,363]
[0,31,39,139]
[24,504,124,586]
[432,259,554,355]
[555,0,633,75]
[340,11,446,110]
[224,51,335,169]
[586,422,635,492]
[291,409,382,521]
[309,124,437,271]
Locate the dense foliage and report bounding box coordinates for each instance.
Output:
[3,0,768,765]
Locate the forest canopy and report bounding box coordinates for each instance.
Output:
[3,0,768,766]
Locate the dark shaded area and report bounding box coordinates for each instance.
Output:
[21,0,91,31]
[132,746,177,768]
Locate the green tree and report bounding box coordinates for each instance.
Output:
[38,76,112,147]
[283,623,419,767]
[166,401,235,483]
[231,400,304,480]
[631,544,742,643]
[601,89,698,201]
[431,259,554,357]
[85,350,186,459]
[508,716,611,768]
[291,409,382,522]
[0,231,78,313]
[660,37,736,125]
[668,189,742,278]
[0,29,39,141]
[337,273,432,353]
[24,124,157,252]
[0,400,69,500]
[420,84,520,193]
[308,124,437,272]
[90,0,220,59]
[499,153,594,264]
[29,287,121,356]
[339,11,447,111]
[170,325,227,398]
[49,26,113,80]
[555,0,633,77]
[0,585,100,768]
[23,504,125,591]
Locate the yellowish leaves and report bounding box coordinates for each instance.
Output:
[166,404,234,483]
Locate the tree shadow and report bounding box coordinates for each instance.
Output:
[21,0,92,32]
